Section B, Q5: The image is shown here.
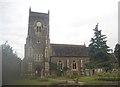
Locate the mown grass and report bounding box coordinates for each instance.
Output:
[53,76,72,80]
[7,78,59,85]
[79,76,111,85]
[78,72,119,85]
[7,72,119,85]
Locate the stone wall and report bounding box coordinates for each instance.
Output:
[50,56,89,76]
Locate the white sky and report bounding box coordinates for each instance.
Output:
[0,0,119,59]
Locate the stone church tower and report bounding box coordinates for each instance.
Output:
[24,8,50,77]
[22,8,89,77]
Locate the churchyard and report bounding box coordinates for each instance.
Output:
[7,71,119,85]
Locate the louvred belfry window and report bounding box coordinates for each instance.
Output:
[37,26,41,32]
[36,22,42,32]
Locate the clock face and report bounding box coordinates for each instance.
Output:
[36,22,42,26]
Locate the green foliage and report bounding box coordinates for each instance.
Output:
[2,41,21,85]
[88,24,113,70]
[114,43,120,66]
[63,66,69,72]
[85,60,112,71]
[89,23,110,62]
[85,61,95,69]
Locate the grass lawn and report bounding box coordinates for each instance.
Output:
[6,74,119,85]
[79,76,119,85]
[8,78,60,85]
[53,76,72,80]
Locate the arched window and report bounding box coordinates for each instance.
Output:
[28,62,32,72]
[34,54,41,62]
[28,47,33,57]
[58,60,63,70]
[73,60,77,69]
[81,60,83,67]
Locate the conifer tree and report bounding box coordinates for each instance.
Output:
[89,23,110,62]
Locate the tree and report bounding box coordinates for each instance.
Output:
[2,41,21,85]
[88,23,111,69]
[114,43,120,67]
[89,23,110,62]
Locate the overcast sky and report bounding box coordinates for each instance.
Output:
[0,0,119,59]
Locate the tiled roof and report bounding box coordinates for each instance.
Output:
[50,44,88,57]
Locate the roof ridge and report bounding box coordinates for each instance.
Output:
[50,43,85,47]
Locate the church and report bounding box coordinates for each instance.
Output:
[22,8,89,77]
